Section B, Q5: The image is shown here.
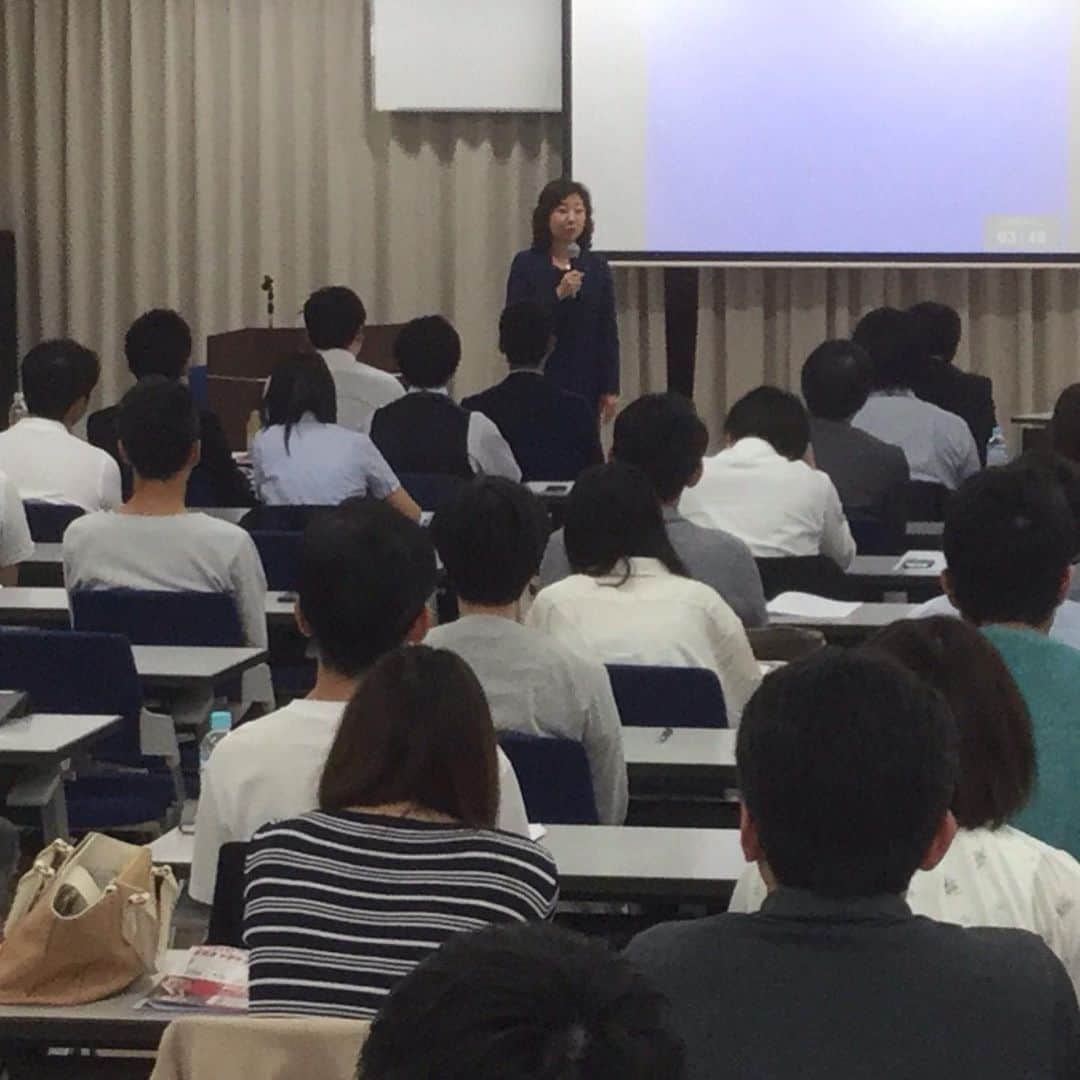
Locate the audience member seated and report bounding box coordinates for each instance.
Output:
[360,924,685,1080]
[244,644,558,1018]
[908,301,996,465]
[730,617,1080,996]
[0,471,32,587]
[461,300,603,482]
[303,285,403,434]
[528,462,761,723]
[1049,382,1080,467]
[679,386,856,568]
[801,339,909,545]
[371,315,521,481]
[626,650,1080,1080]
[0,339,121,511]
[427,477,627,824]
[941,466,1080,859]
[190,498,529,903]
[541,392,768,628]
[250,350,419,518]
[851,307,980,491]
[87,308,254,505]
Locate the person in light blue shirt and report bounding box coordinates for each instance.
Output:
[251,351,420,519]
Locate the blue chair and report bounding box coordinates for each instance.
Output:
[71,588,244,646]
[22,500,84,542]
[187,365,209,410]
[605,664,728,729]
[250,531,303,592]
[398,473,467,511]
[496,731,598,825]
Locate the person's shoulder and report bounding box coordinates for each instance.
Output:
[479,826,558,875]
[626,912,739,963]
[916,915,1067,985]
[673,514,752,560]
[62,509,115,545]
[184,511,257,553]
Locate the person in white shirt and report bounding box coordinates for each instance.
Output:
[850,307,980,490]
[679,386,856,568]
[0,468,33,586]
[426,476,628,824]
[190,497,530,903]
[371,316,522,482]
[251,350,420,518]
[0,339,121,512]
[730,616,1080,997]
[528,462,761,724]
[303,285,405,435]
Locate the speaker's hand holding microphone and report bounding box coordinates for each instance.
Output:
[555,241,585,300]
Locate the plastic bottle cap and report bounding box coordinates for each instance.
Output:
[210,710,233,733]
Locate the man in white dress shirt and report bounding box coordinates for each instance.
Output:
[191,497,531,903]
[303,285,404,434]
[0,469,33,586]
[680,386,855,568]
[0,340,121,512]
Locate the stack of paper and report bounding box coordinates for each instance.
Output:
[766,592,861,619]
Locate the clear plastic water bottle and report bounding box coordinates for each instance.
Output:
[199,709,233,778]
[986,425,1009,468]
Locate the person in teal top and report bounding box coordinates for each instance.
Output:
[942,462,1080,859]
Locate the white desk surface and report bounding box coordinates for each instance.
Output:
[198,507,249,525]
[768,602,917,631]
[132,646,268,687]
[849,555,942,579]
[0,713,122,763]
[622,726,736,771]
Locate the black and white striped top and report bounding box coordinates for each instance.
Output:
[243,809,559,1018]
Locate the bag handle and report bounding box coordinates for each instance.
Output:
[4,839,75,935]
[120,864,179,970]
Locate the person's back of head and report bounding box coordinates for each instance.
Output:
[359,923,686,1080]
[20,339,100,423]
[868,617,1034,831]
[1011,449,1080,560]
[298,498,437,678]
[318,643,499,828]
[431,477,550,607]
[263,351,337,452]
[723,386,809,461]
[908,301,963,364]
[116,376,200,481]
[612,393,708,503]
[852,307,920,391]
[564,461,687,578]
[394,315,462,390]
[302,286,367,352]
[737,648,958,898]
[800,340,873,423]
[124,309,193,381]
[1049,383,1080,466]
[499,301,554,371]
[943,466,1074,628]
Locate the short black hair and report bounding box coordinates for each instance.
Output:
[908,301,963,363]
[852,307,920,390]
[298,498,437,678]
[1012,449,1080,558]
[124,309,193,380]
[116,376,200,480]
[737,649,958,898]
[393,315,461,389]
[531,178,595,252]
[800,340,873,422]
[944,466,1074,627]
[432,477,550,606]
[21,339,99,420]
[724,386,809,461]
[360,923,686,1080]
[564,462,688,579]
[302,286,366,351]
[499,301,553,369]
[612,393,708,502]
[263,351,337,452]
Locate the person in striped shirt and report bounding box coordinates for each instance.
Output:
[243,644,559,1019]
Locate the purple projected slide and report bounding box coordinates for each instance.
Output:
[644,2,1078,254]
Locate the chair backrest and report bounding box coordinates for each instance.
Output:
[605,664,727,729]
[0,626,143,763]
[754,555,857,602]
[207,841,249,947]
[239,504,332,533]
[250,531,303,591]
[22,500,85,542]
[496,732,598,825]
[71,588,244,646]
[187,364,209,410]
[903,480,951,522]
[849,516,904,556]
[398,472,468,511]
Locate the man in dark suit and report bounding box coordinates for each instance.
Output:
[87,309,254,506]
[908,301,996,465]
[801,339,909,551]
[462,302,602,482]
[626,650,1080,1080]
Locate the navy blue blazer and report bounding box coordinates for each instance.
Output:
[505,247,620,409]
[462,371,603,483]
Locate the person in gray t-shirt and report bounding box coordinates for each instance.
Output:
[538,393,767,628]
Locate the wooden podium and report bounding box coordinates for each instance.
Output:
[206,324,404,450]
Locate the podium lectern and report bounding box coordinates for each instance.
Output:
[206,324,404,450]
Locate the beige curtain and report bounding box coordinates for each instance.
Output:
[2,1,1077,444]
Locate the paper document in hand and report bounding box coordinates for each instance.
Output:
[892,550,946,574]
[766,592,861,619]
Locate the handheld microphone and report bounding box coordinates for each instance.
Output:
[566,242,581,299]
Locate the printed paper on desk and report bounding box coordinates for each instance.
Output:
[892,550,946,574]
[766,592,861,619]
